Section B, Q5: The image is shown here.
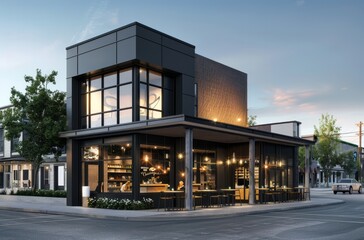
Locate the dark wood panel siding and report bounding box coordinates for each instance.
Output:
[195,54,247,127]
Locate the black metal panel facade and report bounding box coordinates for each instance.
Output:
[116,37,137,64]
[78,44,117,75]
[78,33,116,54]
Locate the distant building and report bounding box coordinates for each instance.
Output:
[303,135,357,187]
[0,105,66,193]
[251,121,301,138]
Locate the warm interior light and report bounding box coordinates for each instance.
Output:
[178,153,183,159]
[144,155,149,162]
[226,159,231,165]
[237,118,241,122]
[232,152,236,164]
[239,160,243,165]
[181,172,185,177]
[264,164,268,169]
[213,118,218,122]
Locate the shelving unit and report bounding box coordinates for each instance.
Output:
[106,159,132,192]
[235,166,259,201]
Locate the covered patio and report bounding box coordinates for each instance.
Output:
[62,115,314,209]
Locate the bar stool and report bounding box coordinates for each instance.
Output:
[210,192,228,207]
[193,194,202,209]
[158,192,174,211]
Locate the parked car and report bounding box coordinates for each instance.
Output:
[332,178,362,194]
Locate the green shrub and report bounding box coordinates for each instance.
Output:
[16,189,66,198]
[88,197,154,210]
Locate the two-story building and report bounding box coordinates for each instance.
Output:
[61,22,313,209]
[303,134,358,187]
[0,105,67,193]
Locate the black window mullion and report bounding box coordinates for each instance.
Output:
[101,75,104,127]
[87,79,91,129]
[134,67,140,122]
[146,69,149,119]
[117,70,120,124]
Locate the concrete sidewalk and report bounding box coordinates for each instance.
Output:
[0,193,342,221]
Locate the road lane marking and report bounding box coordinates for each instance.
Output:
[0,215,68,222]
[0,217,86,227]
[271,212,364,220]
[258,214,364,224]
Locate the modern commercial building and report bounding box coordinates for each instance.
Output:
[61,22,313,209]
[0,105,67,193]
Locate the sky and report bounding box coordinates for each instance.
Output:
[0,0,363,145]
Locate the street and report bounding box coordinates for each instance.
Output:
[1,189,364,240]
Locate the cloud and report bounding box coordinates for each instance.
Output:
[271,88,317,111]
[74,0,120,42]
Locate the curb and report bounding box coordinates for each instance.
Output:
[0,198,344,222]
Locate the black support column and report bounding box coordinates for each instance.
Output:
[67,139,81,206]
[132,134,140,200]
[184,128,193,211]
[249,138,256,205]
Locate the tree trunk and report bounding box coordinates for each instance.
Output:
[32,163,41,193]
[324,174,329,188]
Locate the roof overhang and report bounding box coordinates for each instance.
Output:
[60,115,314,146]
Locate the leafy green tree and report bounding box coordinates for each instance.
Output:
[0,69,66,190]
[339,151,356,177]
[248,115,257,126]
[313,114,341,187]
[298,146,305,170]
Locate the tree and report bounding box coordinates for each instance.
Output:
[297,146,306,185]
[298,146,305,170]
[313,114,341,187]
[339,151,356,177]
[0,69,66,190]
[248,115,257,126]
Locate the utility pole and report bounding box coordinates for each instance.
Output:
[357,122,363,182]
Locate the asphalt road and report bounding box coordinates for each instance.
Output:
[1,189,364,240]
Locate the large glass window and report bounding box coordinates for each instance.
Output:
[193,149,216,190]
[261,144,293,189]
[80,67,173,129]
[81,68,133,128]
[139,69,163,120]
[140,144,171,192]
[82,139,132,193]
[11,136,20,153]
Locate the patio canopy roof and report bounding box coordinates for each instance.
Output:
[60,115,314,146]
